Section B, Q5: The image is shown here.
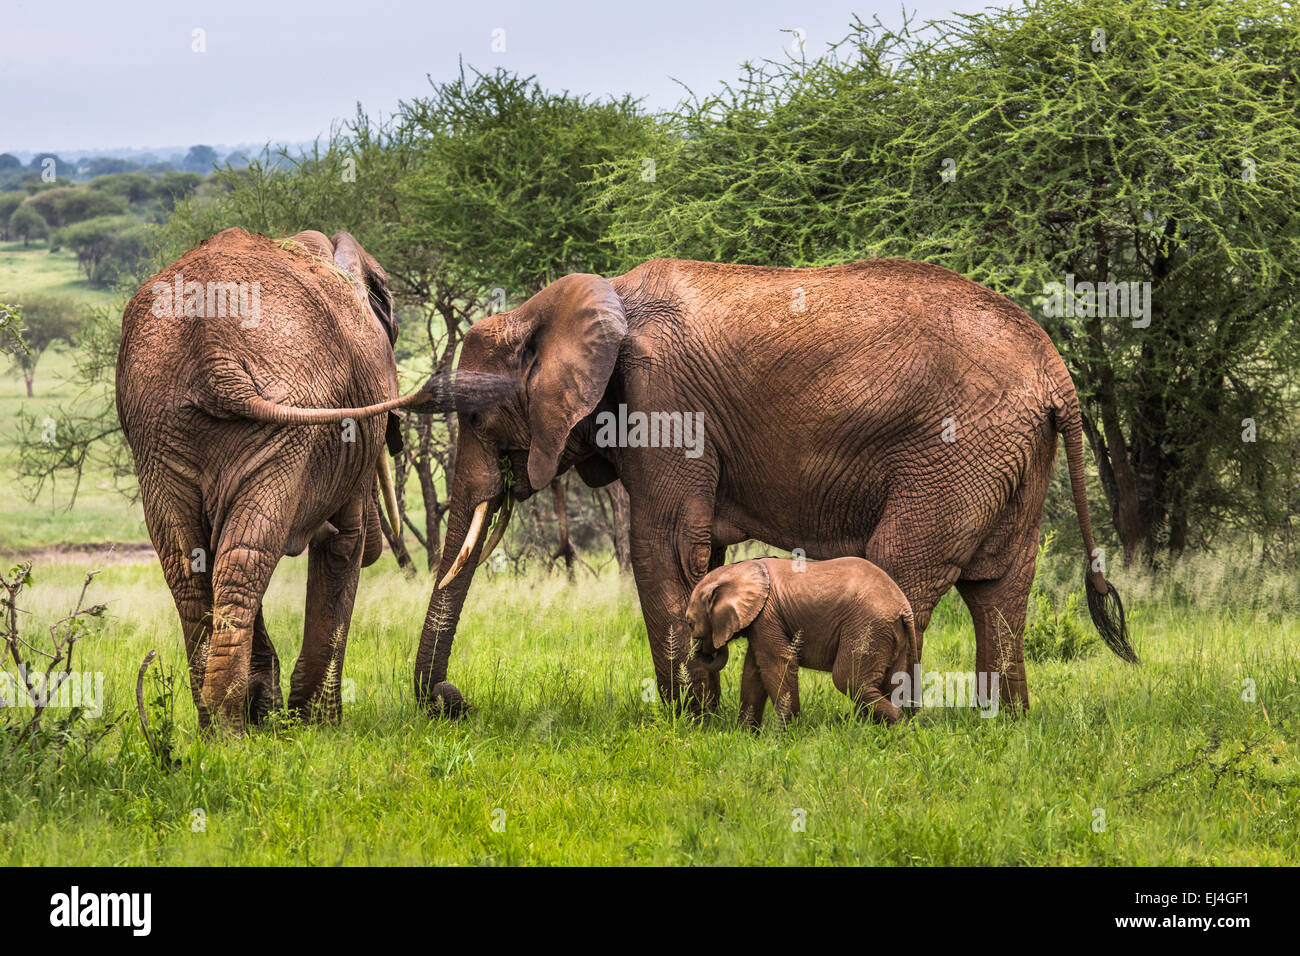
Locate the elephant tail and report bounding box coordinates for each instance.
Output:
[1053,390,1139,664]
[225,370,515,426]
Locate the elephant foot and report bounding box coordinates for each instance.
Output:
[426,681,468,719]
[245,677,283,726]
[285,691,343,726]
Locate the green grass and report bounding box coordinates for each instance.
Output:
[0,240,118,307]
[0,347,148,551]
[1,550,1296,865]
[2,240,136,550]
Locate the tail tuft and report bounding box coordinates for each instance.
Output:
[1086,575,1138,664]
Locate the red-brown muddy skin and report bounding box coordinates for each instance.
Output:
[421,258,1135,719]
[116,227,403,732]
[686,557,919,729]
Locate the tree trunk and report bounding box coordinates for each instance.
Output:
[414,414,439,571]
[378,503,415,573]
[550,476,576,577]
[604,482,632,573]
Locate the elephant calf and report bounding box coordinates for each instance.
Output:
[686,557,918,728]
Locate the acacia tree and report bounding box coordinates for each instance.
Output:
[597,0,1300,563]
[399,67,655,571]
[400,66,657,294]
[7,295,81,396]
[8,205,48,246]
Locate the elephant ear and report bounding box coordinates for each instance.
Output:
[708,561,771,650]
[520,274,627,491]
[285,230,335,261]
[331,231,396,346]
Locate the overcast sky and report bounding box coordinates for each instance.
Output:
[1,0,995,154]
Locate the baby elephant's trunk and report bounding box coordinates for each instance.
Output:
[865,610,918,724]
[892,609,920,714]
[695,643,729,673]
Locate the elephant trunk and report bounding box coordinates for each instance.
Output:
[413,434,501,716]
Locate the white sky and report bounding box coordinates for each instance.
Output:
[1,0,997,153]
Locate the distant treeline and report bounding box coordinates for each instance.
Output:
[0,145,251,187]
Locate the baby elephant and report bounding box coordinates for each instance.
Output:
[686,557,918,728]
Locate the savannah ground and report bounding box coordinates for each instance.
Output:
[2,347,1297,864]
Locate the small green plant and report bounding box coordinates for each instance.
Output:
[1,563,114,768]
[135,650,179,769]
[1024,591,1095,662]
[1023,531,1097,662]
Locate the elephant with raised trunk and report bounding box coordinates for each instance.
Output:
[117,227,506,731]
[417,257,1137,719]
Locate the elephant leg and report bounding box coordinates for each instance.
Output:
[629,515,719,716]
[738,642,767,730]
[864,503,972,665]
[289,496,365,724]
[157,537,214,727]
[205,535,281,733]
[957,462,1049,712]
[746,617,800,725]
[626,483,720,714]
[957,540,1037,713]
[761,660,800,726]
[246,607,282,725]
[832,621,903,724]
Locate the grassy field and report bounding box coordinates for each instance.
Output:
[1,547,1296,865]
[0,240,119,307]
[0,347,147,551]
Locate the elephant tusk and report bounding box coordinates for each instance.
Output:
[476,494,513,568]
[437,500,489,590]
[377,454,401,541]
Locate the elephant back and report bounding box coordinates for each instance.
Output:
[118,227,391,435]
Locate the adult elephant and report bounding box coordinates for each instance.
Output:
[117,227,503,731]
[416,257,1137,718]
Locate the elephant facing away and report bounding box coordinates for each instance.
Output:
[414,257,1137,719]
[116,227,506,731]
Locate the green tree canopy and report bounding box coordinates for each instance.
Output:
[0,193,25,238]
[399,67,658,300]
[54,188,128,225]
[89,172,154,204]
[182,145,219,173]
[6,294,82,396]
[55,215,143,284]
[8,204,49,245]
